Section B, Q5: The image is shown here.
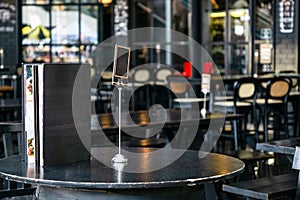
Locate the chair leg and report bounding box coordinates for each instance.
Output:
[232,119,238,151]
[264,110,269,142]
[284,108,290,139]
[2,133,13,157]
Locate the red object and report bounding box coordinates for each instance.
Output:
[204,62,214,74]
[182,61,192,78]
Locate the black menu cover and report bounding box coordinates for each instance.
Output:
[23,63,91,166]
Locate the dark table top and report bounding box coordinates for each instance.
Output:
[256,137,300,155]
[91,109,242,132]
[0,121,22,132]
[212,74,275,84]
[91,109,243,150]
[0,148,244,189]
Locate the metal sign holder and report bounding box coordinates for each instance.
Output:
[111,44,130,164]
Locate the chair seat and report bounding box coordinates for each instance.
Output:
[289,90,300,97]
[0,86,13,92]
[214,96,234,101]
[174,97,209,103]
[223,150,274,163]
[123,138,167,148]
[250,98,283,105]
[214,101,252,107]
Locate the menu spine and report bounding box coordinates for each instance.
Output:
[23,64,35,164]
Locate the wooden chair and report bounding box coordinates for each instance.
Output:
[152,66,173,107]
[255,77,292,142]
[167,75,206,110]
[279,72,300,137]
[96,71,114,113]
[213,78,274,180]
[130,65,153,110]
[214,77,260,150]
[0,98,22,121]
[153,66,172,86]
[0,122,36,198]
[0,74,18,99]
[0,85,13,99]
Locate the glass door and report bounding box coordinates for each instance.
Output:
[254,0,274,75]
[203,0,251,75]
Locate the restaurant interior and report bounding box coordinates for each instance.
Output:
[0,0,300,199]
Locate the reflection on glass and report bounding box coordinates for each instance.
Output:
[81,6,98,44]
[204,0,250,75]
[212,45,225,72]
[22,6,51,45]
[52,0,78,3]
[255,0,274,40]
[22,45,50,63]
[254,0,274,74]
[51,45,79,63]
[172,0,191,35]
[229,9,249,42]
[22,0,49,4]
[51,6,79,44]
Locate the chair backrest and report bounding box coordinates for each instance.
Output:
[167,75,189,97]
[131,66,153,85]
[154,66,173,85]
[265,77,291,102]
[100,71,113,83]
[279,70,298,89]
[0,74,17,99]
[233,77,259,103]
[0,122,22,158]
[0,122,36,199]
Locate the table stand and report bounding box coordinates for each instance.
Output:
[111,83,128,163]
[201,89,208,118]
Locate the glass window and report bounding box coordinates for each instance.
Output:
[254,0,274,74]
[51,6,79,44]
[51,45,79,63]
[22,0,49,4]
[81,0,98,3]
[130,0,192,69]
[22,45,50,63]
[204,0,250,75]
[22,6,50,45]
[172,0,191,35]
[52,0,79,3]
[22,2,100,63]
[80,5,98,44]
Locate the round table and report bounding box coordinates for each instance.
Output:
[0,148,244,199]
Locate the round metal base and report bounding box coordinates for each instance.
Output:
[111,153,128,163]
